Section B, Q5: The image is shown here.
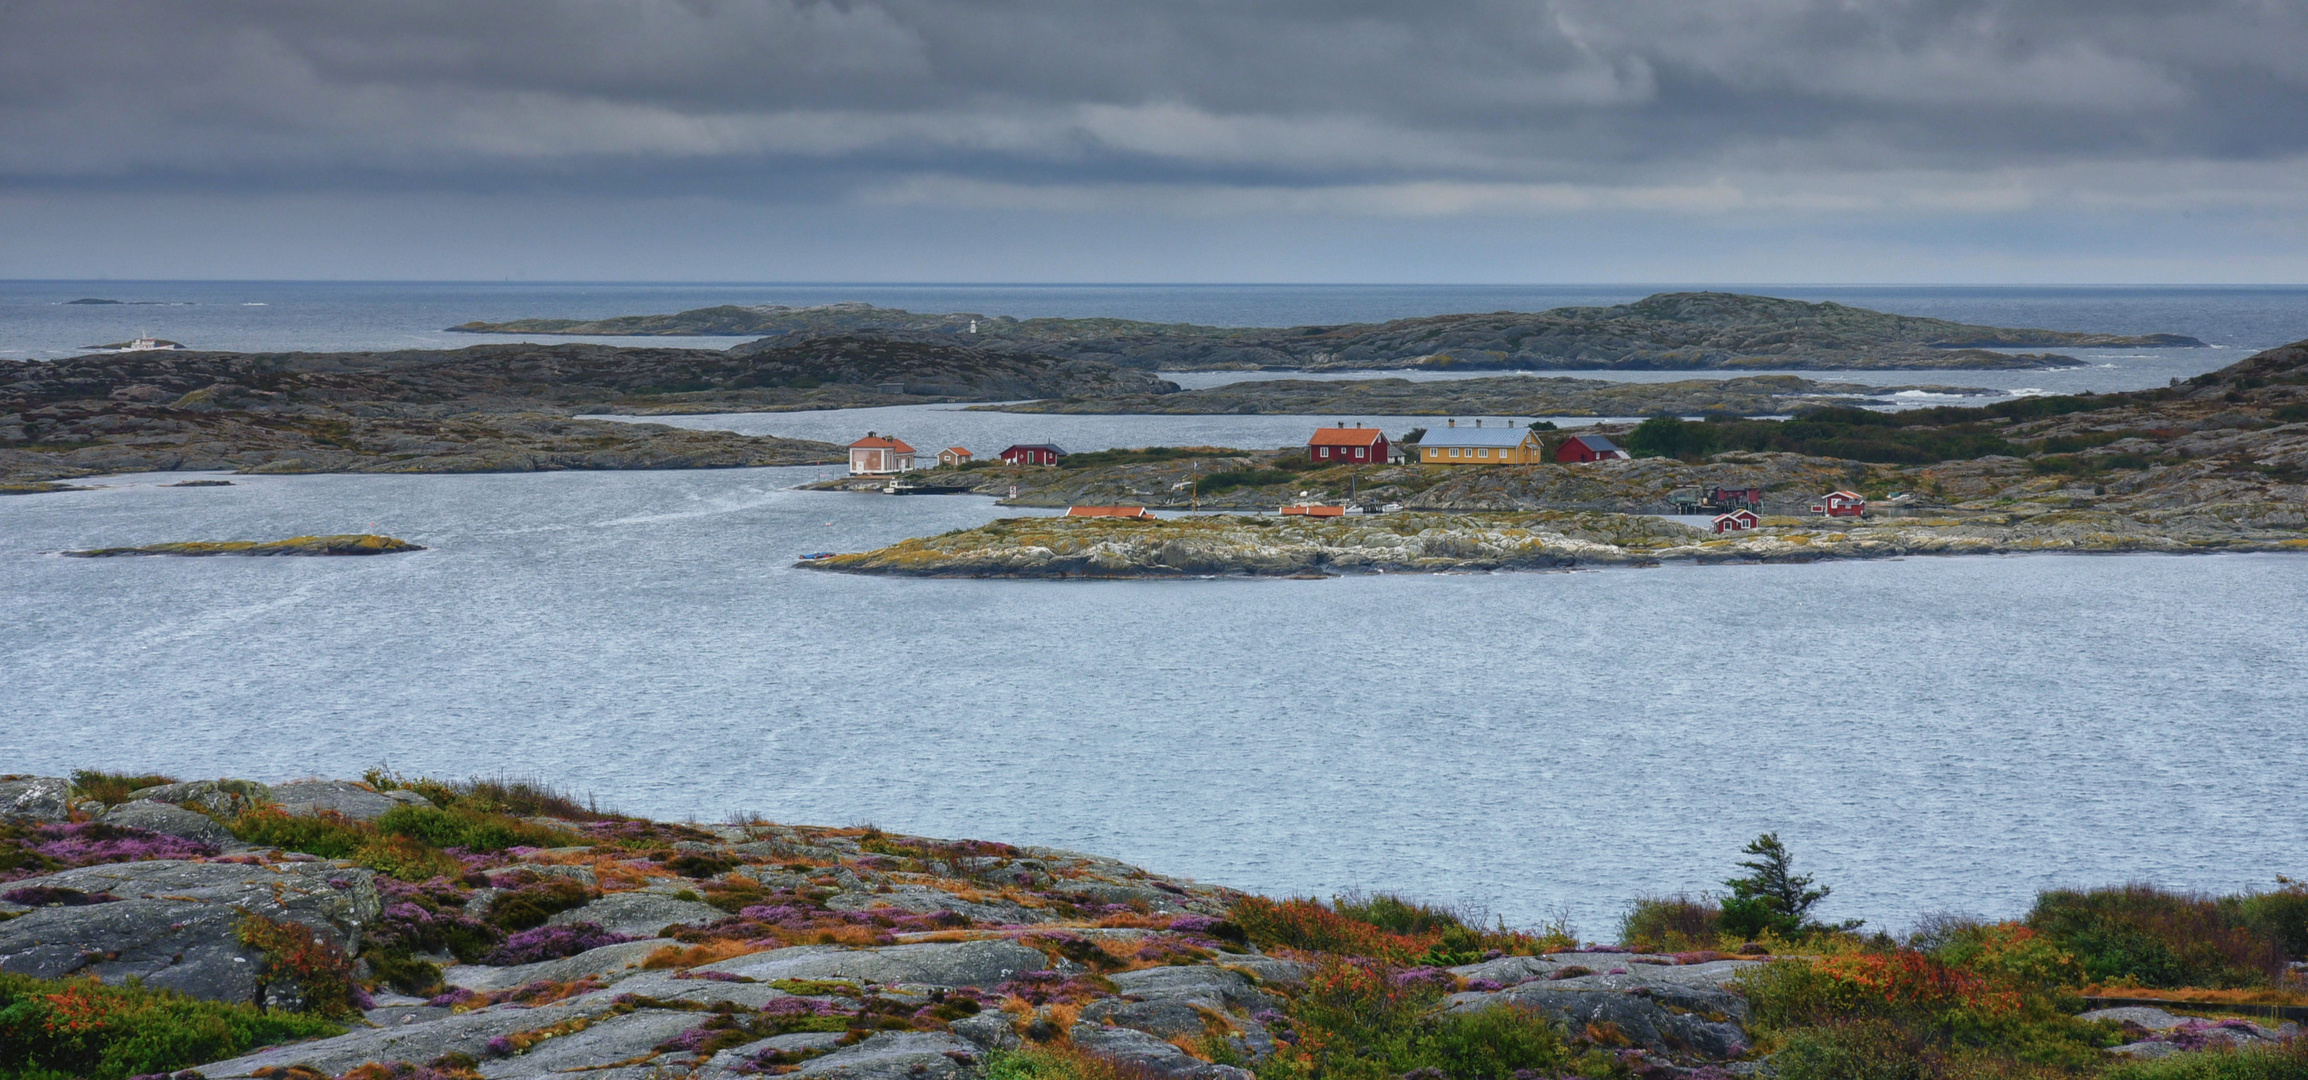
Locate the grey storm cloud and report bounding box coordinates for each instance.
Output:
[5,0,2307,209]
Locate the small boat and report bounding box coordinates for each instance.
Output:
[884,481,974,495]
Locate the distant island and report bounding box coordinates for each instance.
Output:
[980,373,1999,417]
[450,291,2205,372]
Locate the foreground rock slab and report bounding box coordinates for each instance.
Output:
[0,859,381,1004]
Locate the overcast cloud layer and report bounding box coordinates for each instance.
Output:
[7,0,2308,280]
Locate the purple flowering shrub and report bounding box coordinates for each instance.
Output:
[1464,978,1507,992]
[370,877,501,962]
[2160,1018,2272,1050]
[11,822,217,875]
[478,921,634,966]
[994,971,1113,1006]
[1,885,122,907]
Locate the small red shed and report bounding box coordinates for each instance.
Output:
[1713,509,1760,533]
[1555,434,1629,463]
[1000,443,1067,466]
[1811,490,1866,517]
[1308,424,1389,465]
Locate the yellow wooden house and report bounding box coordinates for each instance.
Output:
[1417,420,1547,464]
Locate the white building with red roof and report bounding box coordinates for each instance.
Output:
[847,433,917,476]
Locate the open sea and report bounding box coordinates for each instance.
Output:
[5,282,2306,937]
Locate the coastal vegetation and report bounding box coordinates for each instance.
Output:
[60,534,424,557]
[0,772,2301,1080]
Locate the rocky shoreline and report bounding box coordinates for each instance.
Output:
[2,772,2296,1080]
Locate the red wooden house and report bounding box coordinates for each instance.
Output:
[1713,509,1760,533]
[1000,443,1067,466]
[1307,424,1389,465]
[1706,486,1764,510]
[1555,434,1629,463]
[1810,490,1866,517]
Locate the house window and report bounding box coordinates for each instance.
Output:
[1478,448,1488,458]
[1354,448,1366,460]
[1449,448,1459,458]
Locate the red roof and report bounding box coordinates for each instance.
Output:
[1309,427,1386,448]
[943,447,971,456]
[849,435,915,452]
[1065,506,1150,518]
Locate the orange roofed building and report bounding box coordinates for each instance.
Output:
[847,433,916,476]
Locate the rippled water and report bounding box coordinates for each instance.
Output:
[7,468,2305,936]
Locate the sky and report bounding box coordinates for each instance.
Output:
[5,0,2308,283]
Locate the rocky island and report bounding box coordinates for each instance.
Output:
[0,770,2297,1080]
[61,534,424,557]
[983,374,1999,417]
[0,336,1162,484]
[812,338,2308,573]
[451,292,2204,372]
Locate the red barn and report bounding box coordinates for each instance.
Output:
[1556,434,1629,463]
[1000,443,1067,466]
[1810,490,1866,517]
[1706,486,1764,510]
[1307,424,1389,465]
[1713,509,1760,533]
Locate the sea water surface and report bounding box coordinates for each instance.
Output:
[6,467,2305,936]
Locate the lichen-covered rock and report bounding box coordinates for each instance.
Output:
[1070,1022,1250,1080]
[98,798,237,846]
[1107,964,1274,1010]
[546,891,727,937]
[196,990,635,1077]
[271,779,430,821]
[785,1031,985,1080]
[128,778,274,817]
[440,938,671,992]
[0,859,379,1004]
[949,1011,1022,1051]
[473,1008,706,1078]
[0,776,71,823]
[695,939,1050,988]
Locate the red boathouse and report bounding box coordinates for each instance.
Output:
[1000,443,1067,466]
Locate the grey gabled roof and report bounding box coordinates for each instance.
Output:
[1418,425,1538,448]
[1565,434,1621,452]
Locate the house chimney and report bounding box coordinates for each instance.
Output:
[1475,419,1483,428]
[1448,418,1456,427]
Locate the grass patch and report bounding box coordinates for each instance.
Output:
[1058,446,1243,469]
[66,770,178,807]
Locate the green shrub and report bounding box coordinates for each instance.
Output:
[1259,957,1575,1080]
[2102,1039,2308,1080]
[375,804,575,852]
[1193,468,1297,495]
[229,806,371,859]
[0,971,342,1079]
[2230,880,2308,962]
[2026,886,2283,988]
[1619,893,1723,951]
[1771,1018,1934,1080]
[67,770,178,807]
[1333,893,1465,936]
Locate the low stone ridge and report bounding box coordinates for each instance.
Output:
[128,777,275,817]
[448,292,2203,372]
[63,533,426,557]
[544,890,728,937]
[97,798,238,845]
[695,939,1052,987]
